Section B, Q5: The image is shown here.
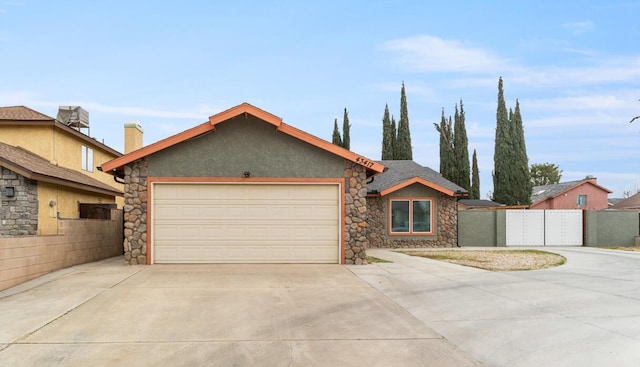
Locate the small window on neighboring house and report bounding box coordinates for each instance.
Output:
[577,195,587,207]
[389,198,433,234]
[81,146,94,172]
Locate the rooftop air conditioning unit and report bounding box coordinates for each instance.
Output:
[56,106,89,130]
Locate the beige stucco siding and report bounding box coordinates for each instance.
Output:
[37,182,117,235]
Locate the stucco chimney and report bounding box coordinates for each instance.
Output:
[124,121,143,154]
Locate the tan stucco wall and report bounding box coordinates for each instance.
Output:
[0,124,124,207]
[37,182,117,235]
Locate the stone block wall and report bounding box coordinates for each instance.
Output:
[367,193,458,248]
[0,167,38,236]
[122,158,148,265]
[344,161,368,264]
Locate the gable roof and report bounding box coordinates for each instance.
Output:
[0,106,122,157]
[531,178,612,205]
[100,102,385,177]
[367,160,467,197]
[0,141,122,197]
[0,106,55,121]
[610,191,640,209]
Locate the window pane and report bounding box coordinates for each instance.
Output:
[87,147,94,172]
[81,146,87,171]
[391,201,409,232]
[412,200,431,232]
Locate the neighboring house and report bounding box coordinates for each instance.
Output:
[0,142,123,236]
[0,106,124,206]
[530,176,612,210]
[0,106,126,235]
[366,160,466,248]
[101,103,385,265]
[458,199,505,210]
[610,192,640,210]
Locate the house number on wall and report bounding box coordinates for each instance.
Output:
[355,157,375,168]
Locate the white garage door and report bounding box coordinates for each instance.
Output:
[153,183,340,263]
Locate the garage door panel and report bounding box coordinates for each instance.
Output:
[153,183,340,263]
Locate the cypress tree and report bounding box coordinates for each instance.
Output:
[390,116,397,159]
[511,99,532,204]
[492,77,513,204]
[381,104,394,159]
[395,82,413,160]
[331,118,342,147]
[453,100,470,190]
[342,108,350,150]
[434,109,454,181]
[470,149,480,199]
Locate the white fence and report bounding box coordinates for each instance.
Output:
[506,210,582,247]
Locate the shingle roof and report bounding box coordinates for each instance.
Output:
[367,160,467,196]
[0,141,122,197]
[531,178,612,205]
[611,191,640,209]
[459,199,504,207]
[0,106,54,121]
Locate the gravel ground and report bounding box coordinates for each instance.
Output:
[401,249,566,271]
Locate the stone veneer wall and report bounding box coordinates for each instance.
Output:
[0,167,38,236]
[122,158,148,265]
[343,161,369,264]
[367,193,458,248]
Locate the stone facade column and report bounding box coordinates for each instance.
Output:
[0,167,38,236]
[344,161,368,264]
[123,158,148,265]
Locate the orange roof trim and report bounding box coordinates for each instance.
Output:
[380,176,464,197]
[101,102,384,176]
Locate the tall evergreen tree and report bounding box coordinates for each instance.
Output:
[342,108,350,150]
[381,104,394,160]
[453,100,470,190]
[395,82,413,160]
[331,118,342,147]
[492,77,513,204]
[470,149,480,199]
[434,109,454,180]
[511,99,532,204]
[390,116,397,159]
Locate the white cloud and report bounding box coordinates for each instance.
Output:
[562,21,595,35]
[380,35,509,73]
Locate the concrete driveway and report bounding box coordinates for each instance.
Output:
[0,258,478,367]
[355,247,640,367]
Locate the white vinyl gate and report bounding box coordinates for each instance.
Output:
[506,210,583,246]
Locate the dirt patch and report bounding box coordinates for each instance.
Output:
[402,249,566,271]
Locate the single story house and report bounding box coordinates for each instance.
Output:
[100,103,465,265]
[367,160,466,248]
[530,176,612,210]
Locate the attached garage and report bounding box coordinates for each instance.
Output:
[152,183,341,263]
[101,103,384,265]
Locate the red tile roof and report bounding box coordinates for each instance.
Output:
[0,141,122,197]
[0,106,54,121]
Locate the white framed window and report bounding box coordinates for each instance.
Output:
[389,198,433,235]
[81,145,94,172]
[577,194,587,207]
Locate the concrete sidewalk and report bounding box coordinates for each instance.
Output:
[0,257,479,367]
[352,247,640,367]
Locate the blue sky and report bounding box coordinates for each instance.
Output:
[2,1,639,198]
